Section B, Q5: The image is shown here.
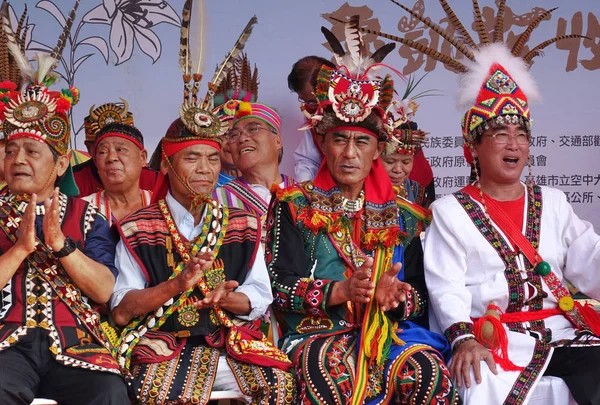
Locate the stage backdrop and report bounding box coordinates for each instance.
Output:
[11,0,600,228]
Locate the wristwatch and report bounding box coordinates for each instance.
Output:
[54,236,77,258]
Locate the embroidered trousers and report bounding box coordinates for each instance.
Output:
[294,332,461,405]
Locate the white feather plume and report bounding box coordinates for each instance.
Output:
[457,43,541,111]
[190,0,207,75]
[34,53,59,84]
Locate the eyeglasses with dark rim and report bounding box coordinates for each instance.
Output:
[226,123,277,144]
[486,132,531,145]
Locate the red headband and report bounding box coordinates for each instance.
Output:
[93,132,144,153]
[151,139,221,204]
[328,126,379,139]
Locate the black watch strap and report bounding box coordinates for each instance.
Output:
[54,236,77,258]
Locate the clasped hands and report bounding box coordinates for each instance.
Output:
[14,188,69,257]
[335,257,412,312]
[173,249,238,310]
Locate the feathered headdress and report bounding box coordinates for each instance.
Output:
[176,0,227,142]
[0,1,28,90]
[302,15,397,128]
[212,52,260,120]
[1,0,80,156]
[359,0,588,144]
[209,16,259,120]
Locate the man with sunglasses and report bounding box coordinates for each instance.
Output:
[213,102,294,248]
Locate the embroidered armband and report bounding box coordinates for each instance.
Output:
[444,321,475,345]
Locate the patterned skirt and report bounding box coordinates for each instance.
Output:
[294,332,460,405]
[128,343,296,405]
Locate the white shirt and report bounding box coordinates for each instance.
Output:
[293,129,322,182]
[110,191,274,320]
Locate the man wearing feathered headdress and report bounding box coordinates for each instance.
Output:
[72,101,158,197]
[109,3,296,403]
[358,1,600,403]
[213,100,294,248]
[266,16,459,405]
[0,1,129,403]
[211,52,258,187]
[288,53,437,209]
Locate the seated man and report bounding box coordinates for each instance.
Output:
[213,102,293,245]
[73,100,157,197]
[417,3,600,403]
[0,74,127,402]
[111,116,295,404]
[267,24,458,404]
[110,11,295,400]
[81,122,152,225]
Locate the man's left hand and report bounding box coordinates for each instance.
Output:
[375,262,412,312]
[43,188,66,252]
[194,280,239,310]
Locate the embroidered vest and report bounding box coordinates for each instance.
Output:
[118,203,260,336]
[0,196,120,373]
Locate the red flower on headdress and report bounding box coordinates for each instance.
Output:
[0,81,17,93]
[55,97,72,114]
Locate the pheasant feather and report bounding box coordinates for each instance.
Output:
[391,0,475,61]
[208,15,257,89]
[523,34,589,63]
[493,0,507,43]
[51,0,79,61]
[1,1,33,81]
[359,27,468,73]
[472,0,489,45]
[439,0,476,49]
[179,0,192,76]
[511,7,558,57]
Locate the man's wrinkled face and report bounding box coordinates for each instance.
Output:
[5,137,68,196]
[317,129,383,191]
[162,143,221,200]
[94,137,147,190]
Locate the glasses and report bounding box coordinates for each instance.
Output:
[486,132,531,145]
[227,123,277,144]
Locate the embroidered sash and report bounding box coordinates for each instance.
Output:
[225,174,295,217]
[462,185,593,333]
[0,199,110,351]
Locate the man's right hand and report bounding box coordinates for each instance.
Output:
[174,250,214,293]
[450,338,498,389]
[13,194,37,258]
[329,257,375,306]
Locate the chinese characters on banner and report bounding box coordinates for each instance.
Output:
[322,1,600,220]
